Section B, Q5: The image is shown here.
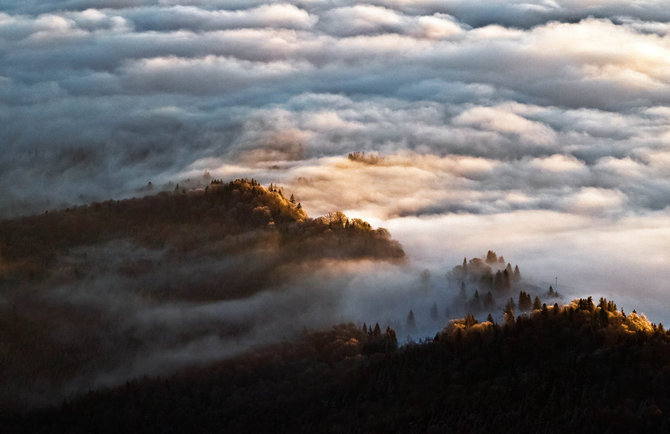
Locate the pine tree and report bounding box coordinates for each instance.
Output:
[407,310,416,330]
[385,326,398,350]
[470,290,481,311]
[503,269,511,292]
[518,291,532,311]
[504,298,515,325]
[459,282,466,300]
[464,313,477,327]
[494,270,503,292]
[484,291,495,309]
[505,297,516,315]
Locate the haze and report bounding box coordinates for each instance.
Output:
[2,1,669,321]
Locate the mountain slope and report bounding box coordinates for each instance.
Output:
[5,297,669,433]
[0,179,404,410]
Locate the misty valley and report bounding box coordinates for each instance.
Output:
[2,179,669,432]
[4,1,670,432]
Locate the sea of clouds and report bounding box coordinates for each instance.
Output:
[2,1,670,320]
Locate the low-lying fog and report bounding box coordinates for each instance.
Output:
[3,0,670,411]
[185,152,670,325]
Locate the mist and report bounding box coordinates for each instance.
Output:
[3,0,670,412]
[1,231,503,409]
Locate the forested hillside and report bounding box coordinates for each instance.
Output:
[0,178,404,292]
[0,179,404,410]
[5,296,669,433]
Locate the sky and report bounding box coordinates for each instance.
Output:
[1,1,670,321]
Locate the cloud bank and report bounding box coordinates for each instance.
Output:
[2,2,670,329]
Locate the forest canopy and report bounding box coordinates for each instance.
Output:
[0,179,404,411]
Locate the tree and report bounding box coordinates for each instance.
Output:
[533,296,542,310]
[459,282,466,300]
[385,326,398,351]
[505,298,516,316]
[502,269,511,292]
[469,290,482,311]
[484,291,495,310]
[504,298,515,325]
[518,291,532,311]
[407,310,416,330]
[494,270,503,292]
[430,302,439,320]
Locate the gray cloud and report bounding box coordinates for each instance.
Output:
[1,0,670,360]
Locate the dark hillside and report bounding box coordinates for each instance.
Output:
[0,179,404,411]
[5,297,670,433]
[0,179,403,289]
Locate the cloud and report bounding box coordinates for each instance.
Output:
[452,106,557,147]
[120,54,309,94]
[319,5,464,38]
[562,186,627,215]
[2,0,670,371]
[122,4,317,32]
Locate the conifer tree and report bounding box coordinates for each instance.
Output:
[484,291,495,309]
[504,299,515,325]
[407,310,416,330]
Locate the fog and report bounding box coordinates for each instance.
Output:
[176,153,670,325]
[2,234,494,408]
[2,0,670,409]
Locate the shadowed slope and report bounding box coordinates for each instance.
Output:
[0,179,404,410]
[5,297,669,433]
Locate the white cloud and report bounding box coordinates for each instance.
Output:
[1,1,670,310]
[453,106,557,146]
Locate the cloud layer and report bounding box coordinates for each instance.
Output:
[2,2,670,318]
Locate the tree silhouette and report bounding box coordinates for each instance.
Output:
[407,309,416,330]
